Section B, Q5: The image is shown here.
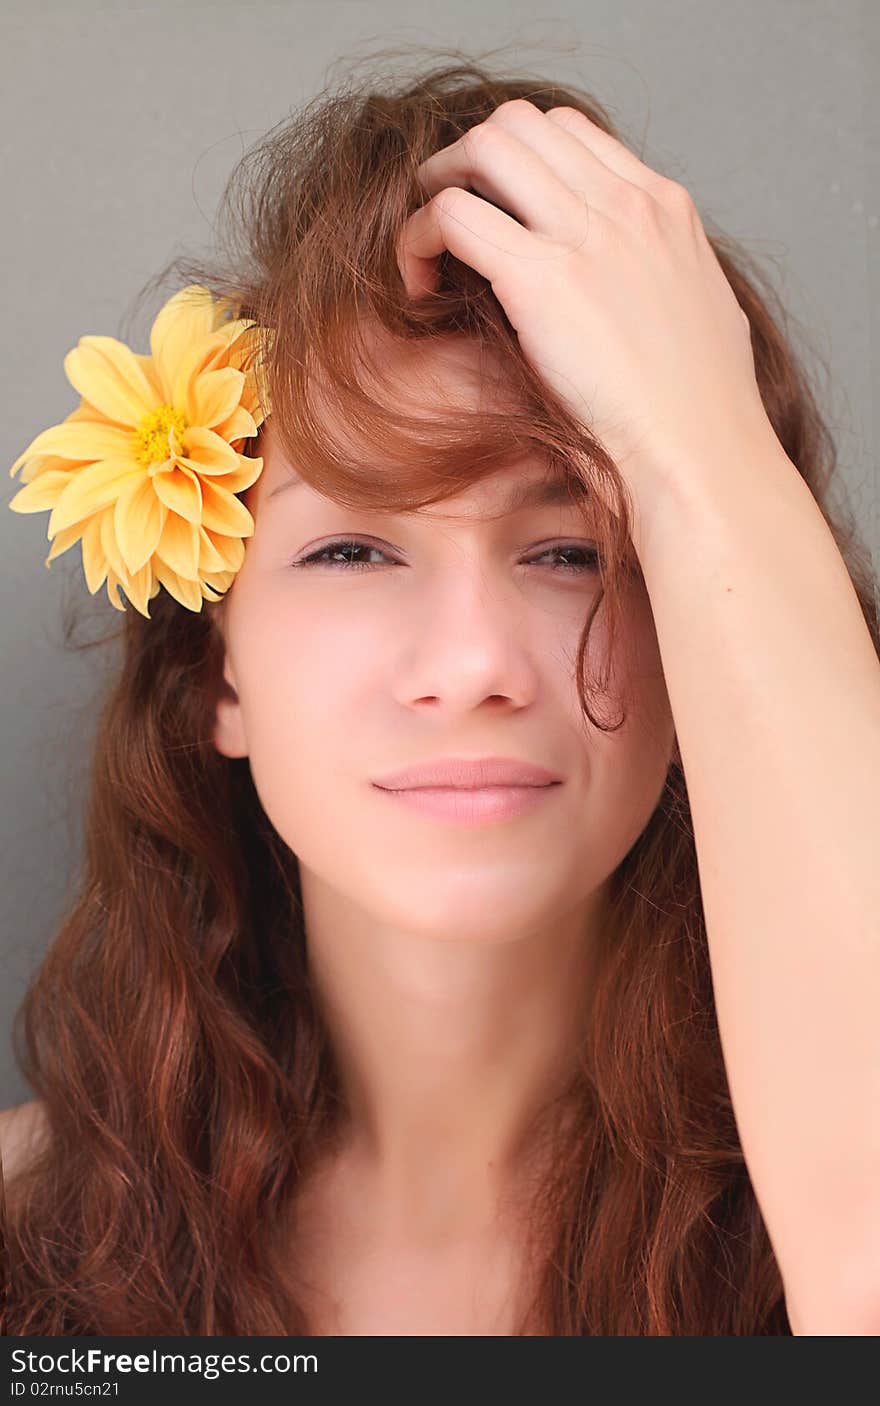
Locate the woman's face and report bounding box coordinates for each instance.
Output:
[213,334,676,945]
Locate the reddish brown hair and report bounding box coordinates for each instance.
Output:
[4,50,878,1335]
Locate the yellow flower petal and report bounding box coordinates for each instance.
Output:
[198,478,255,537]
[250,386,271,427]
[227,320,273,365]
[150,287,219,404]
[100,507,130,584]
[154,510,200,582]
[211,454,263,497]
[105,554,153,618]
[196,526,229,574]
[150,462,202,524]
[190,318,268,407]
[214,404,258,446]
[8,467,79,514]
[13,454,59,488]
[199,315,259,370]
[67,398,111,423]
[201,529,246,574]
[215,315,258,349]
[186,365,245,430]
[80,516,109,594]
[151,557,204,613]
[133,353,165,405]
[64,336,162,428]
[105,567,128,612]
[176,333,232,409]
[44,520,91,565]
[11,421,134,476]
[12,452,93,489]
[201,569,236,600]
[179,425,240,474]
[48,459,144,535]
[122,559,155,618]
[114,475,167,575]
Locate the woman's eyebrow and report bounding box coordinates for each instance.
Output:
[267,472,589,512]
[499,475,589,513]
[267,474,304,501]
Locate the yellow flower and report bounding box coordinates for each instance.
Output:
[8,284,272,617]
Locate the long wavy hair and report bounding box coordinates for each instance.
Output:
[3,49,878,1336]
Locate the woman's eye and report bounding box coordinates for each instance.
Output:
[529,545,601,573]
[293,539,601,573]
[294,539,390,570]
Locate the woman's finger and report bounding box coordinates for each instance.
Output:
[543,105,671,199]
[399,99,678,297]
[414,119,588,239]
[416,100,669,227]
[396,185,536,298]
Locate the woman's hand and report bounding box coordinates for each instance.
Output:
[396,99,776,514]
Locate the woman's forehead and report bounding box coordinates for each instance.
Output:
[254,327,573,516]
[351,319,512,408]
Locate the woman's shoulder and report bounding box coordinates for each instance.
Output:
[0,1098,49,1181]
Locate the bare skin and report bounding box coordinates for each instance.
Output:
[286,1142,537,1335]
[212,326,675,1333]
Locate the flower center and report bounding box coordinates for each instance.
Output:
[132,405,189,468]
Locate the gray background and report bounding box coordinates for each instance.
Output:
[2,0,877,1107]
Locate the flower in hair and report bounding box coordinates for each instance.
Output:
[8,284,272,617]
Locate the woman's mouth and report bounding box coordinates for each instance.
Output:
[371,781,562,825]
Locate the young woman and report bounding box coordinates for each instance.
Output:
[2,56,878,1336]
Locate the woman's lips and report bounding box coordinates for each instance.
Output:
[372,782,562,825]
